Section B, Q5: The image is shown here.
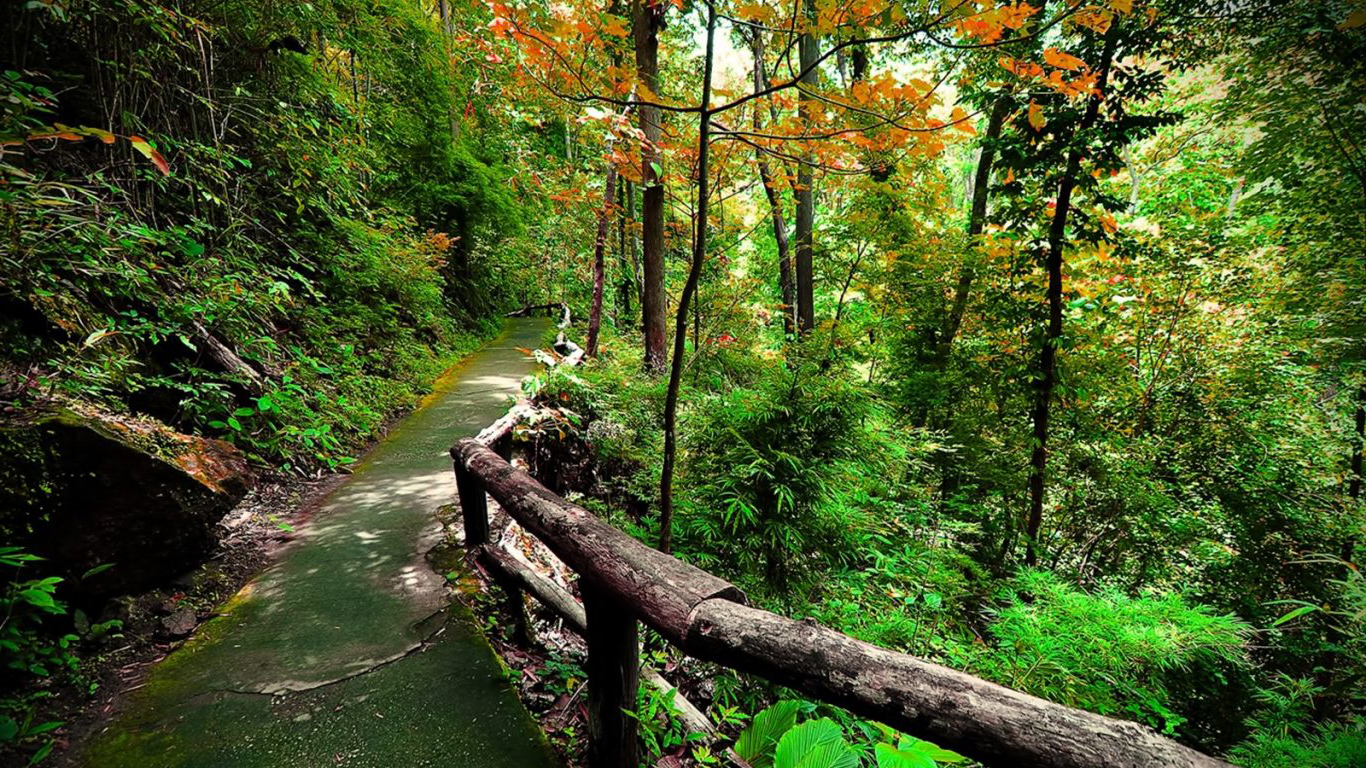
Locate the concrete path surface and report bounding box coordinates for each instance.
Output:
[83,319,560,768]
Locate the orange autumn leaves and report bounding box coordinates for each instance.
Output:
[485,0,1011,182]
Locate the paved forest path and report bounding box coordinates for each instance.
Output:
[84,319,560,768]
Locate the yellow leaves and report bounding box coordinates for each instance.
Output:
[950,106,976,135]
[1000,56,1044,79]
[851,80,874,105]
[1109,0,1133,14]
[736,1,775,23]
[1043,47,1086,71]
[1341,9,1366,29]
[1000,2,1039,30]
[635,82,661,105]
[1027,101,1046,132]
[601,15,628,37]
[1072,7,1113,33]
[954,2,1039,43]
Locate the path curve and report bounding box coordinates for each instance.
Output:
[83,319,561,768]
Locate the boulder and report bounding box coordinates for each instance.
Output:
[0,405,253,598]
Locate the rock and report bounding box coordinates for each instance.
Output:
[161,607,198,638]
[0,404,254,598]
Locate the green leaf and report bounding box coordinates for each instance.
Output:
[81,562,116,580]
[774,719,857,768]
[17,589,57,609]
[25,722,62,736]
[875,743,935,768]
[1270,603,1318,627]
[29,739,54,765]
[736,700,803,766]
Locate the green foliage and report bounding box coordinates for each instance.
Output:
[0,549,76,764]
[1229,676,1366,768]
[0,549,76,681]
[965,570,1251,739]
[736,702,964,768]
[1,0,523,469]
[735,700,805,767]
[679,358,906,591]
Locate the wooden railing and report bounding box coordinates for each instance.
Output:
[451,410,1232,768]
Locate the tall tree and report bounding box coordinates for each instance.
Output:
[659,0,717,554]
[940,95,1012,358]
[633,0,667,370]
[751,30,795,335]
[794,0,819,334]
[1025,25,1121,567]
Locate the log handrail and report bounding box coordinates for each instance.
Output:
[451,428,1231,768]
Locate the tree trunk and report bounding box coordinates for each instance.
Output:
[660,3,716,555]
[751,32,795,335]
[437,0,458,141]
[633,0,667,371]
[1347,384,1364,561]
[1026,27,1120,567]
[940,96,1011,357]
[1225,177,1244,219]
[794,0,818,335]
[587,166,617,357]
[615,177,632,325]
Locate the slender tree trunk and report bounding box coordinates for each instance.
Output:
[940,96,1011,357]
[1025,27,1119,567]
[794,0,818,334]
[633,0,667,371]
[1124,149,1142,214]
[660,3,716,555]
[587,166,617,357]
[1225,177,1244,219]
[438,0,458,141]
[751,32,795,335]
[616,176,632,325]
[1347,384,1365,562]
[627,180,641,312]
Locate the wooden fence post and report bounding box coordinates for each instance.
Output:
[493,431,513,462]
[454,462,489,548]
[583,583,639,768]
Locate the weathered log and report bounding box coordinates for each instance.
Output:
[451,440,744,645]
[584,583,639,768]
[192,321,265,392]
[683,599,1231,768]
[477,546,533,645]
[478,544,586,633]
[474,400,534,449]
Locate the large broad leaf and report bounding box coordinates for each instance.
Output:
[773,718,858,768]
[875,736,968,767]
[735,700,803,767]
[875,743,936,768]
